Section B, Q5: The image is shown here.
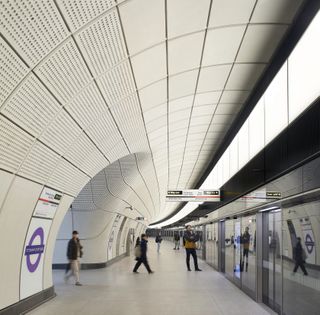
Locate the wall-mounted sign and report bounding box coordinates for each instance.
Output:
[241,190,282,202]
[20,218,52,299]
[107,215,122,260]
[300,218,316,264]
[33,187,62,219]
[166,190,220,202]
[266,191,282,198]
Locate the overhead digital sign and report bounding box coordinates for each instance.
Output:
[166,189,220,202]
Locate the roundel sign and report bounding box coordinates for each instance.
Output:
[305,233,315,254]
[24,227,45,273]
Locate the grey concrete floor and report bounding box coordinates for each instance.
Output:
[28,241,275,315]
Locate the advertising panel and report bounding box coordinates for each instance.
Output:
[20,218,52,299]
[107,215,122,260]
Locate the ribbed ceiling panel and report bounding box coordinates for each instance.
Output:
[0,0,305,222]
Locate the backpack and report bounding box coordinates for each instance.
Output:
[134,245,141,258]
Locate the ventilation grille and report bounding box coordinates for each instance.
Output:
[39,109,82,155]
[0,0,69,67]
[66,83,108,129]
[119,156,155,215]
[86,112,123,155]
[90,170,108,201]
[47,159,90,195]
[76,9,127,76]
[0,116,34,172]
[35,39,92,104]
[0,37,29,106]
[64,133,109,176]
[97,60,136,106]
[135,153,160,213]
[72,182,95,212]
[105,163,150,217]
[111,95,148,153]
[57,0,115,32]
[105,140,129,163]
[18,141,60,183]
[2,74,61,137]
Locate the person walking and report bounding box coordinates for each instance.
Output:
[65,230,83,286]
[183,225,201,271]
[155,233,162,252]
[133,234,154,274]
[173,233,180,250]
[293,237,308,275]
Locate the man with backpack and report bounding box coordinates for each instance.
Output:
[183,225,202,271]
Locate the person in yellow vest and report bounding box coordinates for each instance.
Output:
[183,225,202,271]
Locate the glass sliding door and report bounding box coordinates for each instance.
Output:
[262,209,282,314]
[282,201,320,315]
[213,222,219,269]
[205,224,213,266]
[234,219,241,284]
[225,219,234,280]
[241,215,256,298]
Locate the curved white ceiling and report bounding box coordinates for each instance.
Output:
[0,0,304,222]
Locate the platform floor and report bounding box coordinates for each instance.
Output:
[28,241,275,315]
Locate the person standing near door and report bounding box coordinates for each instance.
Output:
[293,237,308,275]
[183,225,202,271]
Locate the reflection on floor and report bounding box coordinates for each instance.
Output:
[28,241,275,315]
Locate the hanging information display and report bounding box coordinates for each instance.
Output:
[166,189,220,202]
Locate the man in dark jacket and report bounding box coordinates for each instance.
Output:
[65,230,83,285]
[183,225,201,271]
[155,233,162,252]
[133,234,154,274]
[174,233,180,250]
[293,237,308,275]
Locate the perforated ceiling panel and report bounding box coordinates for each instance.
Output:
[1,74,61,137]
[35,39,92,104]
[0,116,35,172]
[76,8,127,76]
[0,0,305,223]
[0,0,69,67]
[57,0,115,32]
[0,37,29,106]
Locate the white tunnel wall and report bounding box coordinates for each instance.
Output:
[53,209,145,265]
[0,0,307,311]
[43,194,74,289]
[0,176,43,309]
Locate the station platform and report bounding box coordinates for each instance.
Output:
[27,241,275,315]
